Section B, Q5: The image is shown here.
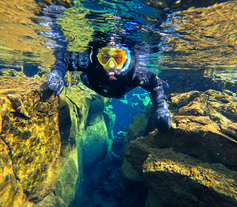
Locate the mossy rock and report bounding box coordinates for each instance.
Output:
[0,77,60,206]
[124,89,237,207]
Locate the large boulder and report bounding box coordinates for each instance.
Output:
[124,89,237,207]
[83,118,109,168]
[83,94,109,169]
[0,77,61,206]
[0,77,108,207]
[53,82,109,206]
[53,83,93,206]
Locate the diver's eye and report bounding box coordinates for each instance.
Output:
[102,54,111,63]
[114,55,122,64]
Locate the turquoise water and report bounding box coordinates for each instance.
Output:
[0,0,237,207]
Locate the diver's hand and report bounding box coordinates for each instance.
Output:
[156,102,171,130]
[47,69,64,96]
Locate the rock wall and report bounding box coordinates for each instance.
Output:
[0,77,61,206]
[0,77,110,207]
[54,83,109,207]
[123,89,237,207]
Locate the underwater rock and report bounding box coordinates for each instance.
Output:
[158,68,237,96]
[54,82,110,206]
[0,77,60,206]
[124,89,237,207]
[55,147,79,206]
[123,112,149,151]
[83,116,109,169]
[55,84,93,206]
[0,138,36,207]
[38,193,66,207]
[74,84,110,169]
[69,84,109,169]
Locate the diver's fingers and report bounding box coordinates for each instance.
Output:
[55,79,64,96]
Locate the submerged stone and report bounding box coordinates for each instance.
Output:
[54,82,110,206]
[0,77,60,206]
[124,89,237,207]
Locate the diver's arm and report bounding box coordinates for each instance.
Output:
[133,68,171,130]
[41,5,69,95]
[47,48,68,95]
[150,79,171,130]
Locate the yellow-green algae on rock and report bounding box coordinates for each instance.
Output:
[124,89,237,207]
[0,138,35,207]
[50,82,109,206]
[54,84,92,206]
[0,77,61,206]
[143,148,237,197]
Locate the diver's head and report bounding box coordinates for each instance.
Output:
[97,44,127,72]
[78,52,90,68]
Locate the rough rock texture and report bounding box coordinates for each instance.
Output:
[51,82,109,206]
[0,76,109,207]
[38,193,66,207]
[83,117,109,168]
[55,147,79,206]
[0,138,34,207]
[0,77,61,206]
[124,89,237,207]
[70,82,109,169]
[158,68,237,96]
[53,83,92,207]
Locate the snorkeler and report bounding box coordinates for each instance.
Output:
[47,41,171,130]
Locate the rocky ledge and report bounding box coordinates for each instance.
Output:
[124,89,237,207]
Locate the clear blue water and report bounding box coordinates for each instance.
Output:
[1,0,237,207]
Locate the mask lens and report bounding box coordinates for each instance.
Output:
[113,55,123,65]
[101,54,111,64]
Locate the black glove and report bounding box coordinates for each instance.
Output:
[47,69,64,95]
[156,101,171,130]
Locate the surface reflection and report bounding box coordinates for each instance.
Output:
[0,0,55,75]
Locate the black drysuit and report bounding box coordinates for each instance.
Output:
[49,46,171,130]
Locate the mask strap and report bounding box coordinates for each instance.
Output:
[121,47,131,73]
[90,48,93,63]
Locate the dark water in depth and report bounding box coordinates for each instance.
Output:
[0,0,237,207]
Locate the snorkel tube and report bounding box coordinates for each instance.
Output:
[121,47,131,73]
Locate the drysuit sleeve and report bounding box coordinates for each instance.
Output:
[47,48,69,95]
[40,4,69,95]
[132,68,171,130]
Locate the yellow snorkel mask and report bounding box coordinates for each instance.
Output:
[97,47,127,69]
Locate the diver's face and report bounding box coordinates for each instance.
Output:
[78,53,89,68]
[98,47,127,72]
[102,54,124,72]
